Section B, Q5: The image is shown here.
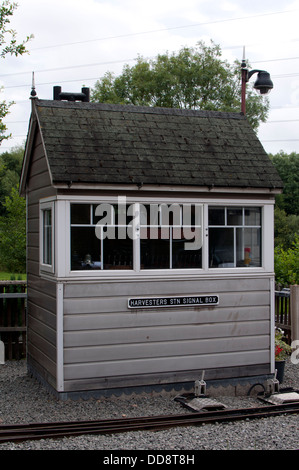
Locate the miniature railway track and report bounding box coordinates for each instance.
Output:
[0,402,298,444]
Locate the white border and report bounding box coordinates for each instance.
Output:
[56,283,64,391]
[128,294,219,309]
[39,200,55,275]
[39,195,275,280]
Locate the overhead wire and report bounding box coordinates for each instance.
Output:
[1,7,299,149]
[27,8,298,52]
[0,53,298,80]
[0,8,298,80]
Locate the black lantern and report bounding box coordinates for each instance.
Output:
[241,53,273,114]
[252,70,274,95]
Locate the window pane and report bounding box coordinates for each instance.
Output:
[71,227,101,270]
[227,208,242,225]
[141,237,170,269]
[71,204,91,224]
[172,237,202,269]
[43,209,52,265]
[245,207,261,226]
[93,203,133,226]
[140,204,159,225]
[209,228,234,267]
[236,228,261,267]
[208,207,225,225]
[183,204,202,226]
[160,203,181,226]
[103,237,133,270]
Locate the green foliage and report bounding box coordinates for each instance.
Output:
[0,1,31,57]
[0,271,25,280]
[275,327,292,360]
[274,207,299,249]
[0,1,32,142]
[270,152,299,216]
[0,99,11,140]
[0,145,24,214]
[91,40,269,132]
[274,236,299,287]
[0,185,26,273]
[271,152,299,286]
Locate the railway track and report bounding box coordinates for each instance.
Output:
[0,401,298,444]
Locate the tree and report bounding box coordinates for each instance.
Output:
[0,144,24,214]
[274,236,299,287]
[0,1,32,143]
[91,41,269,131]
[0,185,26,272]
[274,207,299,249]
[270,152,299,216]
[0,145,26,272]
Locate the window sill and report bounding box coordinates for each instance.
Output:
[40,266,274,283]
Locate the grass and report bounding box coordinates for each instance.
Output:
[0,272,26,280]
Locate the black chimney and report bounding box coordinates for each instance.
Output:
[53,86,90,102]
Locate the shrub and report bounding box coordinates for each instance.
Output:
[274,236,299,286]
[0,186,26,273]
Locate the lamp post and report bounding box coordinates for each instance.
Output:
[241,53,273,115]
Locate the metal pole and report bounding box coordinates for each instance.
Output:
[0,339,4,364]
[241,47,247,115]
[291,285,299,344]
[241,66,247,114]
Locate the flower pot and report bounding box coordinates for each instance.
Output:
[275,360,286,383]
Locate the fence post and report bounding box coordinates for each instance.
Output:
[0,339,4,364]
[290,285,299,344]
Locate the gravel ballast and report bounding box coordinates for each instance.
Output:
[0,358,298,451]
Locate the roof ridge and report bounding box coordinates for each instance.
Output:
[35,99,246,120]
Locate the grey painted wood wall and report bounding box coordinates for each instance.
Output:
[26,132,57,388]
[62,275,271,392]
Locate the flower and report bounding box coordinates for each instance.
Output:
[275,328,292,361]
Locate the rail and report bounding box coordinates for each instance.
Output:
[0,402,298,444]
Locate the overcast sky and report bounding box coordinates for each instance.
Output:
[1,0,299,155]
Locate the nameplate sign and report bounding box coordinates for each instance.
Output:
[128,295,219,309]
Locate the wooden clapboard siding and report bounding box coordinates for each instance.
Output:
[63,306,269,334]
[64,322,269,350]
[64,363,271,392]
[64,335,269,363]
[64,351,269,381]
[62,275,272,390]
[63,276,269,298]
[26,131,57,388]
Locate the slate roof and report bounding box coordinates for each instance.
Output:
[28,99,283,189]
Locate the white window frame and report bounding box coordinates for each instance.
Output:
[48,196,274,279]
[208,206,262,269]
[205,201,274,275]
[39,200,55,274]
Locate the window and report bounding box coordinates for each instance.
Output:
[43,209,52,265]
[40,201,54,273]
[208,207,261,268]
[140,204,202,269]
[70,202,203,271]
[70,203,133,270]
[68,201,265,274]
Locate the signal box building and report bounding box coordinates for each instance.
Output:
[20,87,283,398]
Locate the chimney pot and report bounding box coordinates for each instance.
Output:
[53,86,90,102]
[53,86,62,100]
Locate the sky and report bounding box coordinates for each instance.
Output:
[1,0,299,155]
